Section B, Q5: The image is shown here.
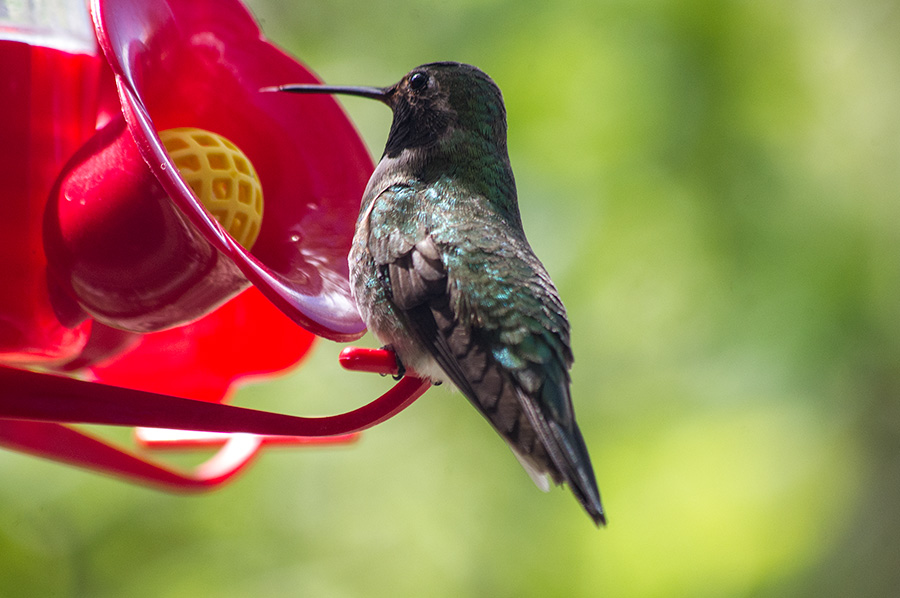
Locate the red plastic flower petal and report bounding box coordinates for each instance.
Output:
[89,0,374,339]
[88,286,315,402]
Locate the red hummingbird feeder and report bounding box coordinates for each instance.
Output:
[0,0,430,489]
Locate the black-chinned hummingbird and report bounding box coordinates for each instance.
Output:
[268,62,605,525]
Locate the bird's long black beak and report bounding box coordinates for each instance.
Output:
[261,83,392,106]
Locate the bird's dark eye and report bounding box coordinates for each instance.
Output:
[409,72,428,91]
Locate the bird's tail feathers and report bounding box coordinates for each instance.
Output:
[516,386,606,526]
[547,419,605,526]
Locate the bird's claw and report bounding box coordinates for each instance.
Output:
[380,345,406,380]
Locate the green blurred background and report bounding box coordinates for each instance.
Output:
[3,0,900,595]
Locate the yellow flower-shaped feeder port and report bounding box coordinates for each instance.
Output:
[160,128,263,251]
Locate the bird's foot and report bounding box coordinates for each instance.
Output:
[380,345,406,380]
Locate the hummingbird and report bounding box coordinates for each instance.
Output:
[268,62,604,525]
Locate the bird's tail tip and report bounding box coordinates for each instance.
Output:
[550,420,606,527]
[570,473,606,527]
[585,497,607,527]
[512,443,605,526]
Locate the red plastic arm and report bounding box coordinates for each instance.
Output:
[0,358,428,435]
[0,348,430,489]
[0,420,265,490]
